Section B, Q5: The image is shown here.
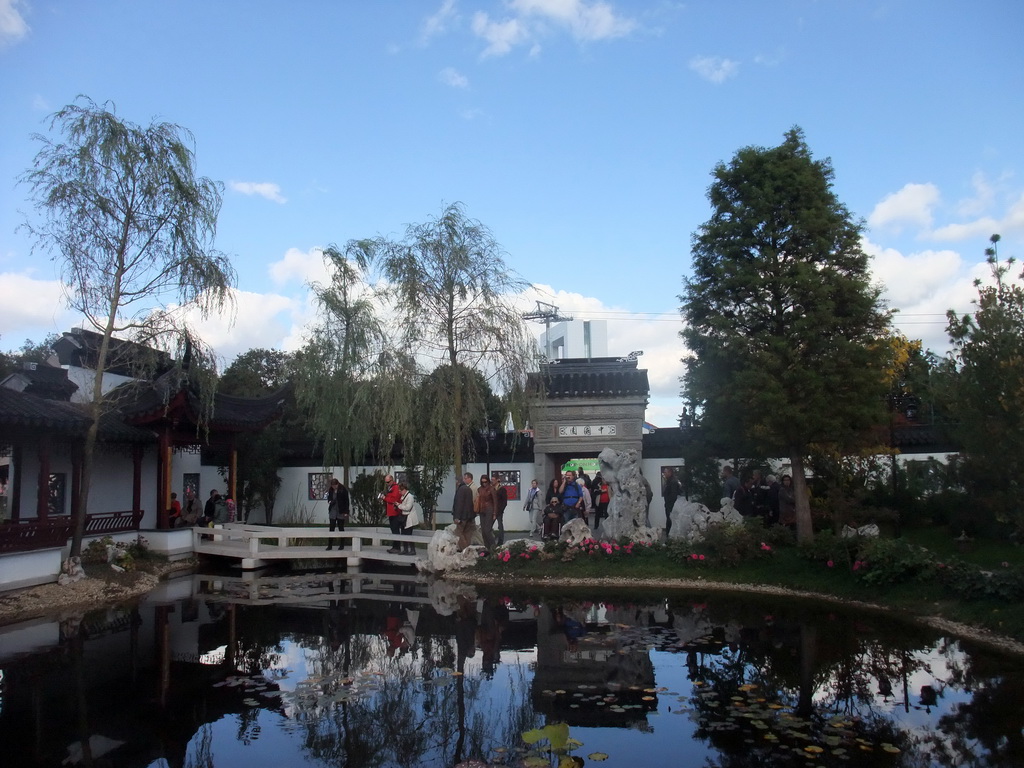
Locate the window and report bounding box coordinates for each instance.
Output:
[48,473,67,516]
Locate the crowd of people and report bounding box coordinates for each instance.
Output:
[167,487,236,528]
[719,465,797,528]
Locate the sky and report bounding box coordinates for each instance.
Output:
[1,0,1022,427]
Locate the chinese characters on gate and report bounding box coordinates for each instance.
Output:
[557,424,616,437]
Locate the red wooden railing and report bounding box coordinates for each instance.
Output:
[0,510,145,554]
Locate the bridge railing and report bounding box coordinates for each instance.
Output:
[190,523,428,564]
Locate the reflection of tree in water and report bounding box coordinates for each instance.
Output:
[259,599,537,768]
[928,650,1024,766]
[184,722,214,768]
[676,605,1024,767]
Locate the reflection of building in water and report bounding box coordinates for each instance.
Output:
[531,604,656,728]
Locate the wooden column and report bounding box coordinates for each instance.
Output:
[70,443,82,522]
[11,445,23,522]
[229,438,238,503]
[132,443,143,514]
[36,436,51,520]
[156,430,172,529]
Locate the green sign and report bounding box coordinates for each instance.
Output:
[561,458,600,474]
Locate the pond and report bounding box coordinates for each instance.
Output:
[1,568,1023,768]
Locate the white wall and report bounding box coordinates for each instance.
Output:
[266,461,540,530]
[65,366,135,404]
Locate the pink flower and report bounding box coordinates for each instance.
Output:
[827,560,834,568]
[852,561,860,571]
[691,553,699,560]
[698,554,705,561]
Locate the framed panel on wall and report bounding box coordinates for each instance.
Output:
[660,465,685,492]
[183,473,200,499]
[493,470,521,501]
[308,472,331,501]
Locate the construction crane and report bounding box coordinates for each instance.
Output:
[523,301,573,360]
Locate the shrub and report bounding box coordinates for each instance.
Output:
[350,472,386,525]
[854,536,938,587]
[82,535,150,571]
[936,559,1024,602]
[796,529,859,568]
[666,521,768,567]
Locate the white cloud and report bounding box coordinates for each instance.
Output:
[439,66,469,88]
[861,237,1009,354]
[472,0,635,57]
[181,288,298,366]
[229,181,287,204]
[510,0,636,41]
[422,0,457,43]
[689,55,739,84]
[0,272,74,339]
[268,247,331,288]
[956,171,996,218]
[472,12,529,57]
[863,238,962,309]
[0,0,29,47]
[867,182,940,232]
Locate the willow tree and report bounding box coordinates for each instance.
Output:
[294,245,416,482]
[681,128,890,542]
[20,97,235,558]
[365,203,536,477]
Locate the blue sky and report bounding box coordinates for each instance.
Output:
[1,0,1022,426]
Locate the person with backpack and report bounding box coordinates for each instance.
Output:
[559,470,582,521]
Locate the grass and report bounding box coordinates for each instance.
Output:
[471,525,1024,646]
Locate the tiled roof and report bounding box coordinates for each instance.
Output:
[114,375,288,431]
[1,364,78,400]
[0,387,156,442]
[53,328,174,377]
[531,357,650,399]
[0,387,90,432]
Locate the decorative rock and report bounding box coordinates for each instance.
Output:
[559,517,592,546]
[426,578,477,616]
[841,523,880,538]
[669,500,712,541]
[57,556,87,586]
[418,524,486,573]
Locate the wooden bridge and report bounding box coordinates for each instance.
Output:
[191,523,432,570]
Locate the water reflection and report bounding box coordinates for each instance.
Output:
[0,571,1022,767]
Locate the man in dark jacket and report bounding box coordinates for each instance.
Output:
[662,467,682,537]
[452,472,476,550]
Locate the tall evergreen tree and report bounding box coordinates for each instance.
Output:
[681,128,890,542]
[944,234,1024,536]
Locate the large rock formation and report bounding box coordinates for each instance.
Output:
[668,497,745,543]
[596,447,661,544]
